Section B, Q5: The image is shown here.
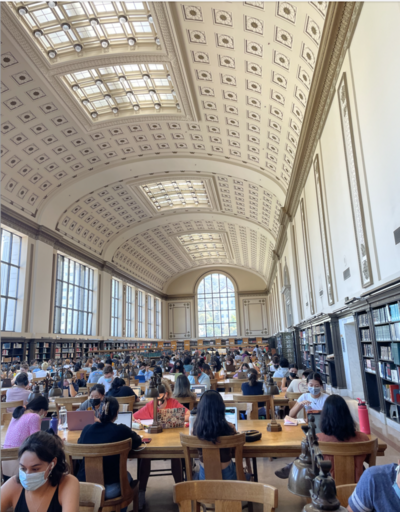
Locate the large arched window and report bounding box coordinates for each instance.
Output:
[197,273,237,337]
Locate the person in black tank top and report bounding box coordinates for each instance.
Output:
[1,431,79,512]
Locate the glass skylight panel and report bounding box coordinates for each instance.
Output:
[178,234,228,261]
[64,63,179,119]
[141,181,210,211]
[14,1,159,61]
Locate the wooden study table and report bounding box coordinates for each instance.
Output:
[2,420,385,460]
[218,391,288,406]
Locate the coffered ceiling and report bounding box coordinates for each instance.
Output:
[1,1,328,293]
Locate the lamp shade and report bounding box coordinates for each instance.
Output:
[145,376,159,398]
[264,374,280,395]
[302,461,347,511]
[48,382,62,398]
[28,384,42,402]
[288,437,316,497]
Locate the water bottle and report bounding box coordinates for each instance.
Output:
[189,408,197,435]
[59,406,68,430]
[357,398,371,434]
[50,412,58,433]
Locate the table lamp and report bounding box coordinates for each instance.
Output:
[145,375,163,434]
[48,380,62,398]
[288,425,316,497]
[28,384,42,402]
[263,372,282,432]
[302,459,346,512]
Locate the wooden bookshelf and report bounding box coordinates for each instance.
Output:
[276,331,298,364]
[1,338,29,364]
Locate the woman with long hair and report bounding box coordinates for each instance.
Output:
[1,431,79,512]
[173,374,197,399]
[106,377,136,399]
[289,372,328,418]
[170,359,184,375]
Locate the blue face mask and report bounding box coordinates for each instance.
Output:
[104,377,113,383]
[308,386,321,396]
[393,465,400,499]
[19,463,53,491]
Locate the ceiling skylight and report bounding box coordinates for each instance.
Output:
[64,63,179,118]
[141,180,210,211]
[14,1,159,60]
[178,233,228,260]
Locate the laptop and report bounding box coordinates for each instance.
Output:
[225,407,238,431]
[158,407,185,429]
[137,375,146,383]
[191,385,206,397]
[131,386,141,397]
[2,378,12,388]
[114,411,133,429]
[67,411,95,430]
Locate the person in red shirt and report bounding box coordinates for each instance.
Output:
[133,379,189,510]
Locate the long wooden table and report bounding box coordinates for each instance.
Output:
[2,420,386,460]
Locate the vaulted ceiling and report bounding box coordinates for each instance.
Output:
[1,1,328,293]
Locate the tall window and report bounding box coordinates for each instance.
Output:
[54,254,94,335]
[147,295,154,338]
[155,298,161,339]
[126,285,135,338]
[111,278,121,336]
[137,290,144,338]
[197,273,237,337]
[1,228,22,331]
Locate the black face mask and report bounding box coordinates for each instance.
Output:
[90,398,101,408]
[274,364,279,369]
[289,372,298,379]
[157,396,166,407]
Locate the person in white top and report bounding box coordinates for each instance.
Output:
[97,365,115,393]
[285,368,313,395]
[289,372,328,418]
[34,362,50,379]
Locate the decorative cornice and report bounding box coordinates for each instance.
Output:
[267,2,363,290]
[1,205,167,300]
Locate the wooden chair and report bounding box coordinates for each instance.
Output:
[1,447,19,483]
[174,480,278,512]
[1,400,23,424]
[79,482,105,512]
[64,439,137,512]
[180,433,246,481]
[233,394,273,420]
[209,378,218,391]
[272,377,282,388]
[285,392,303,400]
[114,395,136,413]
[173,396,198,410]
[318,438,378,485]
[336,483,356,508]
[55,395,88,414]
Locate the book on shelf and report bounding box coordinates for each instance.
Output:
[390,323,400,341]
[380,346,392,360]
[358,313,369,327]
[360,328,371,341]
[373,306,388,324]
[364,358,376,372]
[363,344,374,357]
[388,303,400,322]
[392,343,400,366]
[379,361,399,382]
[375,325,391,341]
[382,383,400,403]
[2,343,11,349]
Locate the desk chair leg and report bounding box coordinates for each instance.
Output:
[138,459,151,491]
[252,457,258,482]
[171,458,183,483]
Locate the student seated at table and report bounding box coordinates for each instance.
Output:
[281,363,299,392]
[11,363,33,385]
[138,363,153,382]
[57,374,79,397]
[133,379,189,510]
[106,377,136,399]
[269,355,280,372]
[347,462,400,512]
[78,384,105,419]
[183,357,193,374]
[289,372,328,418]
[3,396,49,479]
[188,366,211,390]
[87,362,104,384]
[97,365,115,393]
[193,390,250,481]
[233,362,250,378]
[286,368,312,395]
[170,359,184,374]
[173,374,197,400]
[317,394,369,481]
[1,431,79,512]
[77,397,142,509]
[223,357,236,372]
[272,357,290,378]
[6,373,31,412]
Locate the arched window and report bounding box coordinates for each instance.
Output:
[197,273,237,337]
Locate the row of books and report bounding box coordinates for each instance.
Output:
[378,362,399,383]
[373,307,388,324]
[375,325,391,341]
[313,325,325,335]
[364,358,376,372]
[358,313,369,327]
[389,303,400,322]
[363,344,374,357]
[360,328,371,341]
[315,344,327,354]
[380,346,392,360]
[314,334,325,343]
[35,343,50,348]
[391,323,400,341]
[382,383,400,403]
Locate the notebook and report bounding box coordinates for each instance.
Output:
[67,411,95,430]
[114,411,133,429]
[191,385,206,397]
[158,407,185,429]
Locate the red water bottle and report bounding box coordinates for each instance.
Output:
[357,398,371,434]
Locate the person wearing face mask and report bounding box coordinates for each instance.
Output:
[272,357,290,378]
[77,397,141,511]
[1,431,79,512]
[2,396,49,479]
[132,379,189,510]
[77,384,105,419]
[289,372,328,418]
[106,377,136,399]
[347,461,400,512]
[281,363,299,392]
[97,365,114,393]
[286,368,312,394]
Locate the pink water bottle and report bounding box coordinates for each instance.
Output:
[357,398,371,434]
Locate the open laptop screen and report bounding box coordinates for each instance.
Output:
[115,411,133,429]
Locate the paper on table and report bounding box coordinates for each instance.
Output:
[140,419,154,426]
[284,416,306,426]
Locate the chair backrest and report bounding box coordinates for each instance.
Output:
[64,438,132,506]
[173,396,197,410]
[232,394,272,420]
[318,438,378,486]
[286,392,303,400]
[55,395,88,414]
[114,395,136,412]
[272,377,282,387]
[209,378,218,391]
[174,480,278,512]
[1,400,23,424]
[336,483,356,508]
[180,433,246,481]
[79,482,105,512]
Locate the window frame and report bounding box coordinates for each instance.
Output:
[125,284,135,338]
[155,298,161,339]
[111,278,122,337]
[137,289,144,338]
[1,228,22,332]
[147,294,154,338]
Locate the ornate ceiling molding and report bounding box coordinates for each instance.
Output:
[267,2,363,291]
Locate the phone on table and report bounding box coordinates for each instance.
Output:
[142,438,152,443]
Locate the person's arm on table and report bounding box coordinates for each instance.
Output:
[289,394,310,418]
[58,474,80,512]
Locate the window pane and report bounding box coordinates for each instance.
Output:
[5,299,16,330]
[222,324,229,336]
[55,281,62,307]
[1,230,11,262]
[199,324,206,337]
[206,324,214,337]
[1,263,9,296]
[1,297,6,330]
[230,323,237,336]
[8,265,19,298]
[11,235,21,266]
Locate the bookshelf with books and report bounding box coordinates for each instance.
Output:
[82,341,100,357]
[1,338,29,364]
[276,331,297,364]
[353,285,400,424]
